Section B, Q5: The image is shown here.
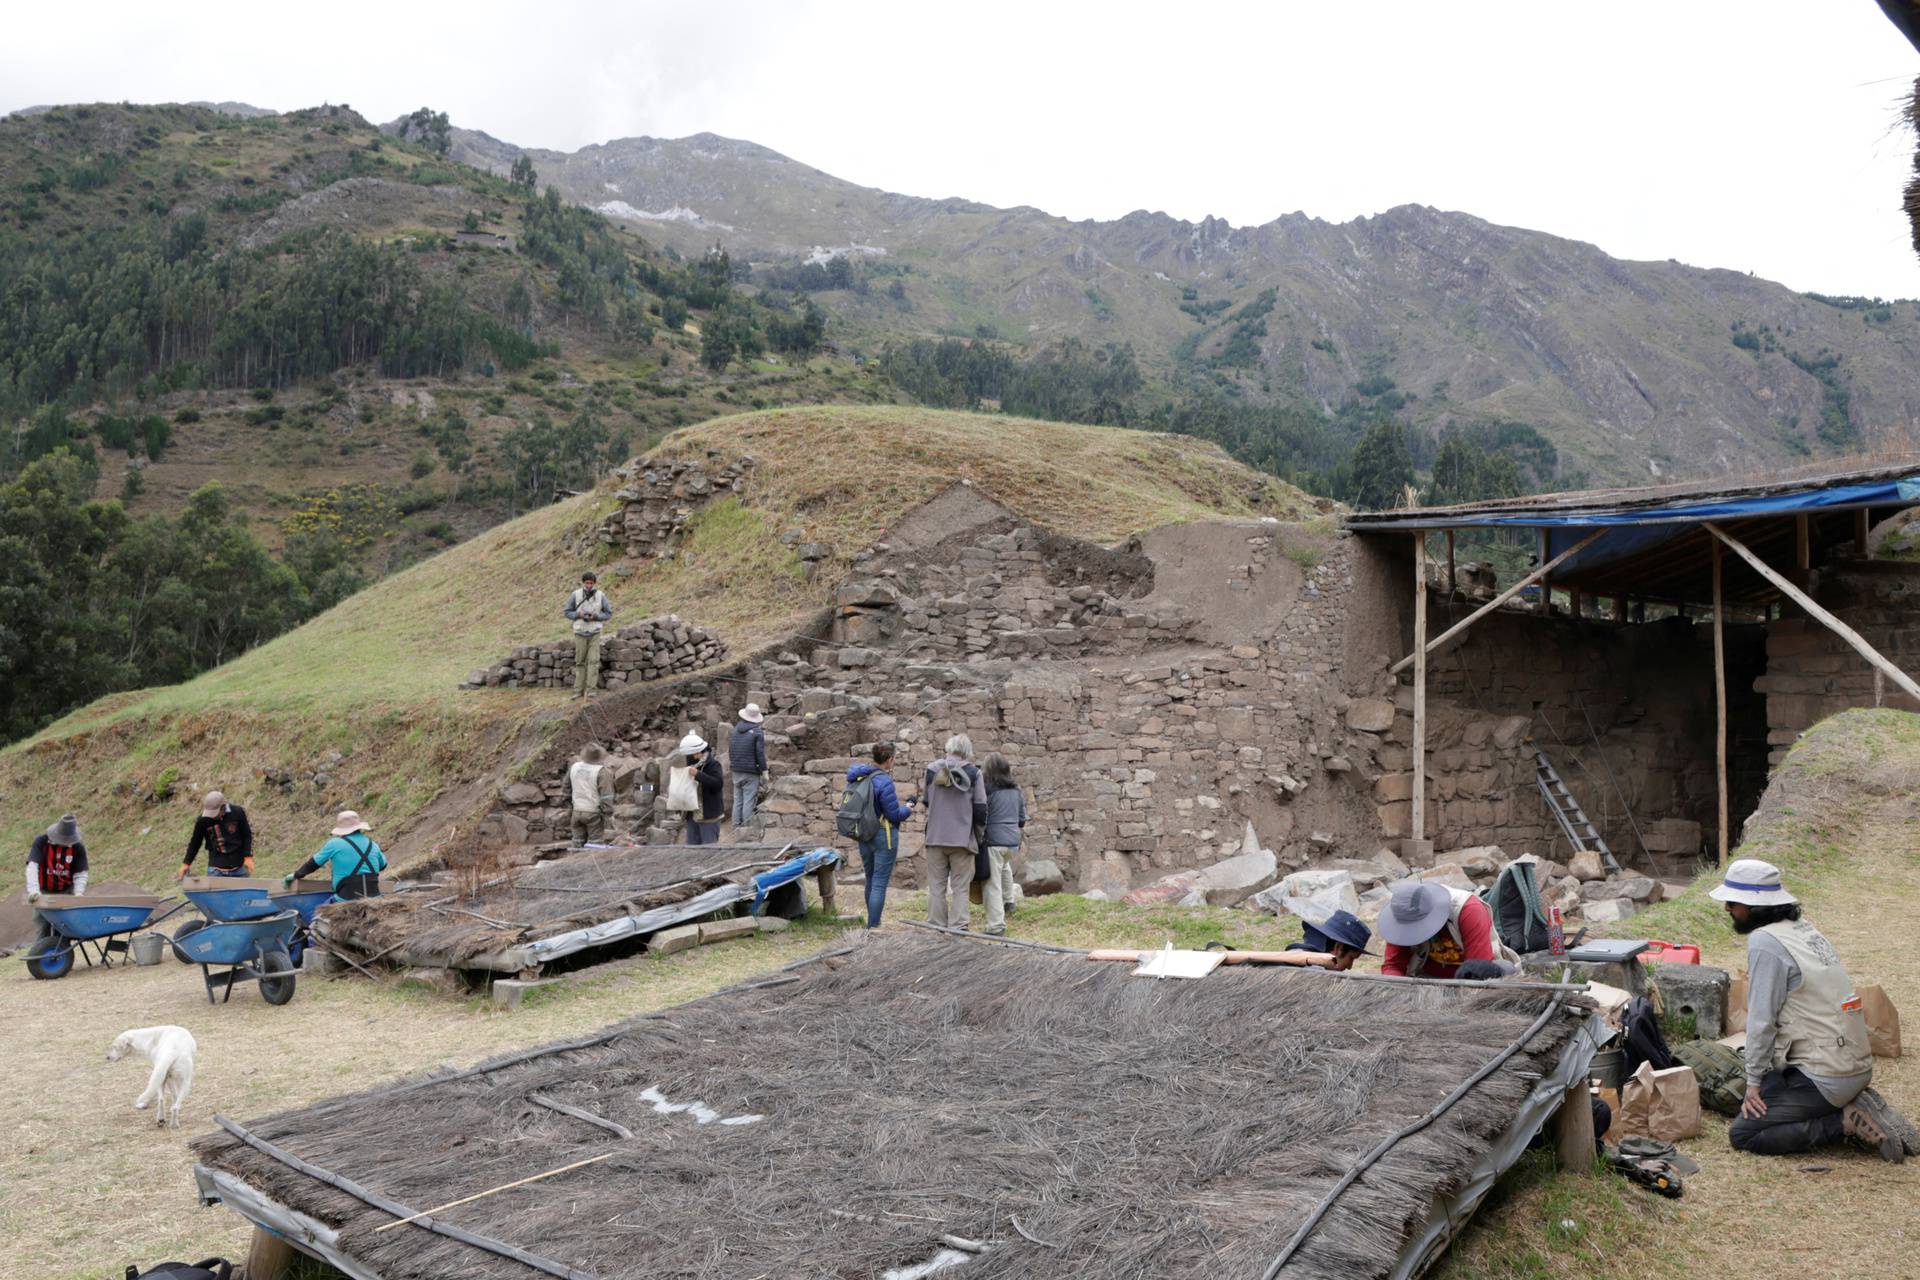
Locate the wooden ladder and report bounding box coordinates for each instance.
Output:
[1533,748,1621,874]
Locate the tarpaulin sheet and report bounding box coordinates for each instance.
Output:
[749,848,840,915]
[1365,475,1920,533]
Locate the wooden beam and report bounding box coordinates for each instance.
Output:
[1707,522,1920,707]
[1569,585,1583,621]
[1389,530,1606,674]
[1855,507,1871,555]
[1554,1082,1597,1173]
[1445,529,1456,594]
[1537,528,1551,614]
[1795,514,1811,571]
[1713,537,1728,867]
[1412,532,1428,844]
[1612,594,1628,623]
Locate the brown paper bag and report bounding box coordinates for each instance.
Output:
[1859,985,1902,1059]
[1726,971,1749,1036]
[1617,1061,1703,1142]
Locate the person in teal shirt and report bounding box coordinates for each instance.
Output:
[284,810,387,900]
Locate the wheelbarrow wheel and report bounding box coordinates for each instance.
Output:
[170,918,207,965]
[257,948,297,1006]
[25,935,73,980]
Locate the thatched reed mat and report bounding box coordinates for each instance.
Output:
[314,843,795,964]
[193,933,1586,1279]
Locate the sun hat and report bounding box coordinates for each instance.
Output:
[1304,908,1376,955]
[678,731,708,756]
[1707,858,1798,907]
[201,790,226,817]
[1378,880,1454,947]
[738,703,765,724]
[46,814,80,845]
[329,810,372,837]
[580,743,607,764]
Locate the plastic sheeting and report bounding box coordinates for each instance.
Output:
[505,882,751,967]
[749,848,841,915]
[195,1164,386,1280]
[1392,1011,1611,1279]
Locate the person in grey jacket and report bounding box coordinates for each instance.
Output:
[921,734,986,931]
[728,703,768,827]
[980,752,1026,936]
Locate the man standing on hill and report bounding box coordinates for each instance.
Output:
[728,703,769,827]
[1714,859,1917,1162]
[563,572,613,699]
[177,791,253,880]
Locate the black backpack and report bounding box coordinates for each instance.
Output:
[836,773,881,842]
[127,1261,232,1280]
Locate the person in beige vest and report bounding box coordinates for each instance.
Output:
[1714,859,1916,1162]
[568,743,615,845]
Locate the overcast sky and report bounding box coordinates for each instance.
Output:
[8,1,1920,295]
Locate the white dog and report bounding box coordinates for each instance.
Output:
[107,1025,197,1129]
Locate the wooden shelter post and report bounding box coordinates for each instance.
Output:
[1536,528,1551,614]
[1612,594,1629,623]
[1706,522,1920,707]
[1713,537,1728,866]
[1554,1080,1598,1173]
[1445,529,1456,594]
[1795,515,1812,572]
[1412,532,1428,845]
[1389,530,1605,675]
[1855,508,1871,555]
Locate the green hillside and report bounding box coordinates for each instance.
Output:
[0,405,1312,887]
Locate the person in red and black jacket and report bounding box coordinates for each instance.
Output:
[178,791,254,879]
[1378,880,1501,979]
[26,814,89,901]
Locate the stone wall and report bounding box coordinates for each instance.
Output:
[1759,561,1920,763]
[593,453,753,558]
[462,616,726,690]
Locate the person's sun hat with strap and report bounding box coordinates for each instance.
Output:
[738,703,764,724]
[1707,858,1798,907]
[1378,880,1453,946]
[329,810,372,837]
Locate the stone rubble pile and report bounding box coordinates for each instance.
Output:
[461,616,726,691]
[593,452,754,559]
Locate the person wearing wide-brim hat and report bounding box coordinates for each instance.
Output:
[1285,908,1375,971]
[25,814,88,903]
[1378,879,1503,979]
[728,703,769,829]
[1711,858,1916,1162]
[673,732,725,845]
[284,811,388,900]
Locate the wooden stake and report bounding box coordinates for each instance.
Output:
[1855,507,1871,555]
[1795,514,1811,572]
[1568,585,1583,621]
[1707,522,1920,707]
[1554,1081,1597,1173]
[1713,537,1729,867]
[1389,531,1606,674]
[1412,532,1428,844]
[1445,529,1456,594]
[245,1226,300,1280]
[1612,594,1628,624]
[373,1153,616,1233]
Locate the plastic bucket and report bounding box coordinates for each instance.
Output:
[129,932,166,966]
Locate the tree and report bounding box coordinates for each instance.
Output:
[402,108,452,157]
[509,154,538,192]
[1424,435,1522,506]
[701,312,739,372]
[1347,420,1414,511]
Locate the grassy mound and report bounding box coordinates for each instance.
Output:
[0,406,1309,887]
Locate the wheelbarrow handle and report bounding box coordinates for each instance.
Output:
[142,898,194,929]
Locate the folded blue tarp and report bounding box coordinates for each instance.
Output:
[750,848,840,916]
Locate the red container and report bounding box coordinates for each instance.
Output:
[1640,939,1701,965]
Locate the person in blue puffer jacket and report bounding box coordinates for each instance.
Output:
[846,743,914,928]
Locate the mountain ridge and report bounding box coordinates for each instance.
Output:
[432,122,1920,485]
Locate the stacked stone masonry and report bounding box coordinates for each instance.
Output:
[594,452,754,558]
[1758,562,1920,765]
[463,616,726,690]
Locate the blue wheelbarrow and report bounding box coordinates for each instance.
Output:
[25,894,167,981]
[170,908,300,1005]
[176,876,332,968]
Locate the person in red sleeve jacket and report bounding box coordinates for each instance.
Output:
[1379,880,1506,978]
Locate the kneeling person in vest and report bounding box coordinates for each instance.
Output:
[1379,880,1513,978]
[1714,859,1915,1162]
[284,811,387,901]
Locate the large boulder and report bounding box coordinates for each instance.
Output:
[1651,963,1732,1040]
[1016,859,1066,897]
[1450,846,1504,879]
[1418,863,1478,893]
[1581,897,1638,924]
[1252,868,1360,922]
[1568,849,1606,882]
[1345,698,1397,733]
[1191,847,1280,907]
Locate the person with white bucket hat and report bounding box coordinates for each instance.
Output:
[1712,858,1915,1161]
[283,811,387,900]
[671,732,725,845]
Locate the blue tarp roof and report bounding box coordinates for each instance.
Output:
[1346,475,1920,533]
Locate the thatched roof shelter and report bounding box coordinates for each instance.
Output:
[312,842,818,974]
[192,933,1600,1279]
